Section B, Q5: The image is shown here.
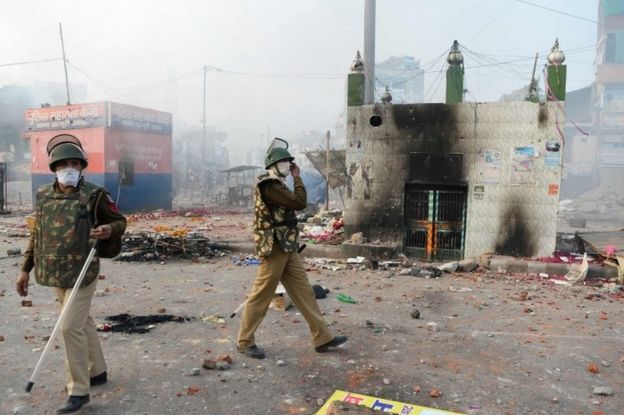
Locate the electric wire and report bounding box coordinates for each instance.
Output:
[515,0,599,25]
[468,0,515,42]
[424,60,447,102]
[116,69,203,98]
[0,57,62,68]
[68,62,126,98]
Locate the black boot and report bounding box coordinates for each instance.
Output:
[90,371,107,386]
[237,345,266,359]
[315,336,348,353]
[56,395,90,414]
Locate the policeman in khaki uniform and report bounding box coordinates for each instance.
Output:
[237,140,347,359]
[16,134,126,414]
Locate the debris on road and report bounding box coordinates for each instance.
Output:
[202,359,217,370]
[126,208,240,222]
[346,256,366,264]
[200,314,225,324]
[399,266,442,278]
[316,390,462,415]
[565,253,589,284]
[587,363,600,374]
[438,261,459,273]
[592,387,613,396]
[178,386,201,396]
[313,284,329,299]
[300,211,344,245]
[457,258,477,272]
[231,254,261,266]
[21,300,32,307]
[116,231,226,261]
[410,308,421,319]
[337,293,357,304]
[100,313,193,334]
[6,247,21,256]
[217,361,231,370]
[303,258,346,272]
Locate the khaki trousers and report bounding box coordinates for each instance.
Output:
[54,280,107,396]
[237,243,334,349]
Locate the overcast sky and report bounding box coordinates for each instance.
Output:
[0,0,598,160]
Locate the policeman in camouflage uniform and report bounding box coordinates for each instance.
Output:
[16,134,126,414]
[237,141,347,359]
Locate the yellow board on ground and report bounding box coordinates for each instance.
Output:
[315,390,464,415]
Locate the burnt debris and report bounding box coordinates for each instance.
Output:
[105,313,193,334]
[115,232,227,261]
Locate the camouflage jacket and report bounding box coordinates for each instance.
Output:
[30,180,108,288]
[253,173,302,257]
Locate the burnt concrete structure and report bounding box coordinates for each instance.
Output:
[344,101,564,260]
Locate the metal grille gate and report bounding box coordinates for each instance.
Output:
[404,185,467,261]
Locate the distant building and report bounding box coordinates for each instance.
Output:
[23,101,172,211]
[594,0,624,195]
[563,0,624,197]
[375,56,425,103]
[175,126,229,192]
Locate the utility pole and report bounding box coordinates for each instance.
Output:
[267,126,271,148]
[325,131,330,211]
[201,65,207,202]
[59,23,71,105]
[363,0,376,104]
[526,53,539,102]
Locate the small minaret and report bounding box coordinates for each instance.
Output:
[446,40,464,104]
[347,50,365,106]
[381,86,392,104]
[546,39,566,101]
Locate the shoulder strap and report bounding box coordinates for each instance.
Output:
[77,181,104,226]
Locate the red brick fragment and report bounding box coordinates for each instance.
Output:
[587,363,599,374]
[429,388,441,397]
[218,354,233,364]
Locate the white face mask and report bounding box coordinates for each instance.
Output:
[56,167,81,187]
[276,161,291,177]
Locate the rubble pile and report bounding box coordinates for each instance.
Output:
[126,208,243,223]
[0,222,29,237]
[116,231,226,261]
[299,209,344,245]
[97,313,193,334]
[535,251,600,264]
[230,254,261,266]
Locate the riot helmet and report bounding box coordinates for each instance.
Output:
[264,138,294,169]
[47,134,88,171]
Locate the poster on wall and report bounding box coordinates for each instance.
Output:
[544,151,560,167]
[510,146,535,185]
[476,150,501,184]
[473,185,485,199]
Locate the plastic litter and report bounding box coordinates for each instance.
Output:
[337,293,357,304]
